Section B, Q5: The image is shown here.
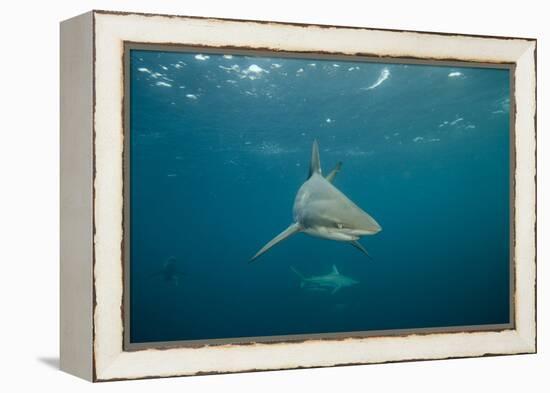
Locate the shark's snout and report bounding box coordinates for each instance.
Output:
[352,215,382,235]
[371,221,382,234]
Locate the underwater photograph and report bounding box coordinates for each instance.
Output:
[127,47,511,345]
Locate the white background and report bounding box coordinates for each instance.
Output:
[0,0,546,391]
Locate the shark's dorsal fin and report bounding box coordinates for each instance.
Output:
[325,161,342,183]
[308,140,322,178]
[331,265,339,275]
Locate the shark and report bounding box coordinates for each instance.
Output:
[250,140,381,262]
[152,257,185,286]
[291,265,359,294]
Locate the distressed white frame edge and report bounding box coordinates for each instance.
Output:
[87,11,535,381]
[60,11,94,381]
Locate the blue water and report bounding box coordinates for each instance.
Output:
[129,49,510,343]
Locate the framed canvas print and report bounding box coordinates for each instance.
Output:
[60,10,537,382]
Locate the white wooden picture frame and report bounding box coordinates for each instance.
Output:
[60,10,536,381]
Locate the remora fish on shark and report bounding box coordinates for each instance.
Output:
[291,265,358,294]
[250,140,381,261]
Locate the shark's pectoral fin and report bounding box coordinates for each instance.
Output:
[350,240,372,259]
[250,223,301,262]
[325,161,342,183]
[331,285,341,295]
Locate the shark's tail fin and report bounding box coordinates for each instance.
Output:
[290,266,304,280]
